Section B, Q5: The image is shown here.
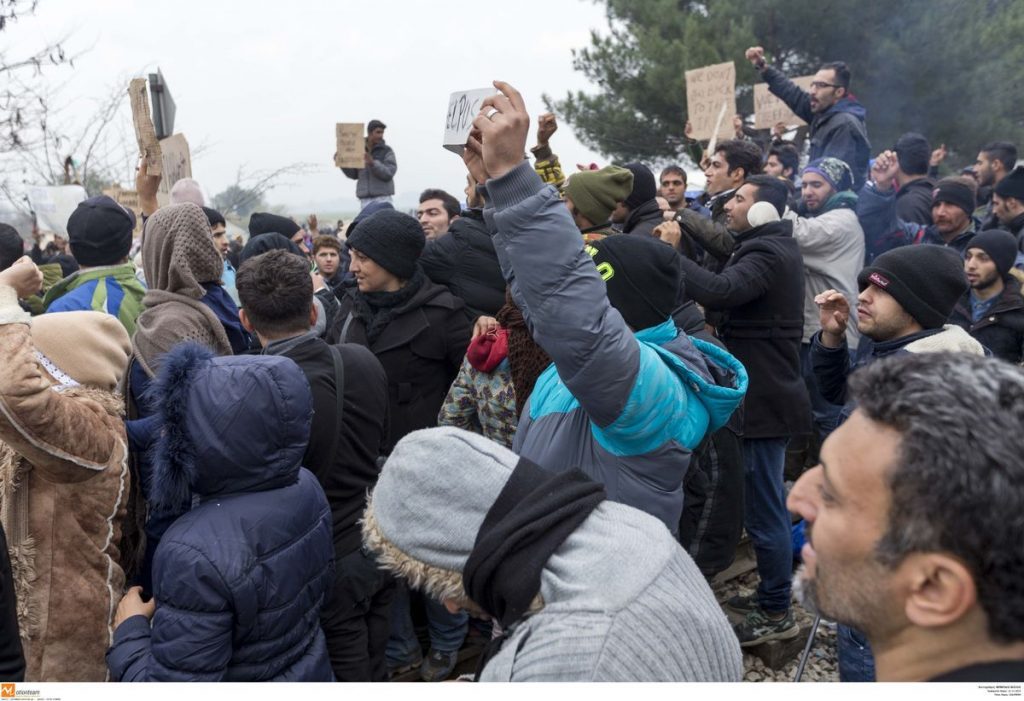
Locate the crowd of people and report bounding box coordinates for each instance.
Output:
[0,45,1022,686]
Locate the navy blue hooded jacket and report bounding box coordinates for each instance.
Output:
[761,66,871,189]
[107,346,335,681]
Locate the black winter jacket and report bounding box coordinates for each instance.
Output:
[678,219,811,438]
[419,210,506,320]
[672,301,744,579]
[265,335,389,557]
[328,278,472,453]
[622,199,665,237]
[895,177,935,226]
[949,277,1024,364]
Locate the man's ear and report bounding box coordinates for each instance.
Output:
[901,553,977,630]
[309,301,319,328]
[239,307,255,333]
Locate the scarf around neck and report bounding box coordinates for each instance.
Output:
[463,458,605,680]
[350,267,426,345]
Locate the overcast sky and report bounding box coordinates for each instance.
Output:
[7,0,617,215]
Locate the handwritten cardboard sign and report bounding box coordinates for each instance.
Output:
[156,134,192,204]
[443,88,496,154]
[26,185,88,238]
[335,123,365,168]
[754,76,815,129]
[128,78,162,175]
[685,62,736,142]
[102,186,143,234]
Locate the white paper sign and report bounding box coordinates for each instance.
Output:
[443,88,496,154]
[26,185,88,238]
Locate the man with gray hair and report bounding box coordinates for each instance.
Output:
[169,178,205,207]
[787,352,1024,682]
[362,426,743,682]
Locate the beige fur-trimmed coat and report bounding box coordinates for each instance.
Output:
[0,317,130,681]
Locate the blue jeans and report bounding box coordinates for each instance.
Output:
[743,437,792,612]
[386,583,468,664]
[837,624,876,681]
[358,195,393,210]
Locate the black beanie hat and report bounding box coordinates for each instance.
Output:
[238,232,303,266]
[346,209,424,280]
[858,245,967,329]
[586,235,681,331]
[932,179,976,216]
[66,195,135,266]
[967,229,1018,277]
[202,206,226,228]
[248,212,300,238]
[994,165,1024,201]
[623,162,657,211]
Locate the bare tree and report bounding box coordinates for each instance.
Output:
[212,163,318,220]
[0,78,135,213]
[0,0,79,154]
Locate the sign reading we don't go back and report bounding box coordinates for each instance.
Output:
[685,61,736,141]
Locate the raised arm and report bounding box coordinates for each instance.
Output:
[473,82,642,428]
[747,46,814,124]
[856,150,921,262]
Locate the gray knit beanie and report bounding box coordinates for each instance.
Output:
[362,427,518,599]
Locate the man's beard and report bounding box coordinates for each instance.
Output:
[792,564,822,617]
[971,271,1002,292]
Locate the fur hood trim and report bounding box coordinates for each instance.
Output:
[148,342,215,512]
[905,324,986,356]
[361,493,543,617]
[362,496,468,603]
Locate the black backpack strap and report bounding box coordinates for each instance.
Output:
[326,344,346,462]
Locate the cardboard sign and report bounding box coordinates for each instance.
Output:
[443,88,496,154]
[754,76,815,129]
[128,78,163,175]
[685,62,736,141]
[26,185,88,238]
[335,123,365,168]
[157,134,192,198]
[102,185,143,234]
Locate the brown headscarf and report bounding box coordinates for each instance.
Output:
[495,288,552,419]
[132,203,232,376]
[141,203,223,297]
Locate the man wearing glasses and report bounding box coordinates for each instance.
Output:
[746,46,871,190]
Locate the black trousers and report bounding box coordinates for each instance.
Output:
[320,547,396,682]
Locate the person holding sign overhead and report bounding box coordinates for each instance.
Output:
[340,120,397,210]
[747,46,870,190]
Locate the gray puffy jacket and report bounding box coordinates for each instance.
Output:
[341,141,397,198]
